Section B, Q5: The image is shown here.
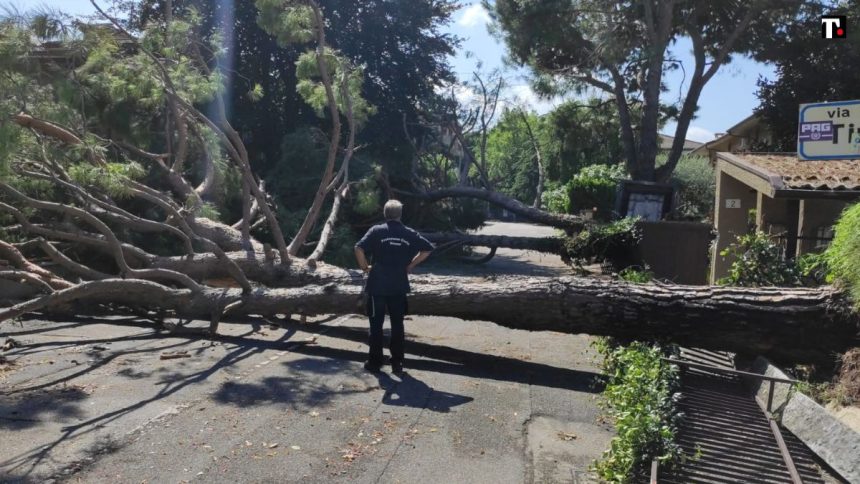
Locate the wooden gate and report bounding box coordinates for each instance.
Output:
[634,221,714,285]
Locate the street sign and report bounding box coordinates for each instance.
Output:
[798,100,860,160]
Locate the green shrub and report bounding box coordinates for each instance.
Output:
[796,252,830,286]
[542,181,569,214]
[718,231,802,287]
[670,155,714,221]
[593,340,682,483]
[567,163,627,220]
[564,217,641,270]
[825,202,860,308]
[619,266,654,283]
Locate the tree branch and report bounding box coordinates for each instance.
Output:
[287,0,343,257]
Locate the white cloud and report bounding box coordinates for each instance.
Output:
[434,83,480,106]
[684,126,717,143]
[458,3,491,28]
[504,84,562,116]
[435,82,564,120]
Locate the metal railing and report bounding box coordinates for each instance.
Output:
[653,357,804,484]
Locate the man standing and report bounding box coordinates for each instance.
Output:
[354,200,433,374]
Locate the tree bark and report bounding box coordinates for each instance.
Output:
[309,70,358,262]
[286,1,343,256]
[1,277,855,363]
[404,186,584,232]
[517,109,545,209]
[422,232,565,254]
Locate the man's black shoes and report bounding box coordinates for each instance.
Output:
[363,360,404,374]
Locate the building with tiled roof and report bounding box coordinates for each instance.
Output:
[710,152,860,283]
[691,114,773,162]
[658,134,703,154]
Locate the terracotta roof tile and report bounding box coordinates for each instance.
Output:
[732,154,860,191]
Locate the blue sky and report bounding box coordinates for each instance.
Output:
[13,0,775,142]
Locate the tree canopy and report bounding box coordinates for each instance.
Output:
[488,0,803,182]
[755,0,860,151]
[131,0,459,207]
[485,108,549,204]
[483,99,625,207]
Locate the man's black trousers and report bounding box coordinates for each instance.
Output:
[366,294,407,366]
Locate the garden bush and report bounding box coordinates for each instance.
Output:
[718,231,802,287]
[619,266,654,283]
[718,231,830,287]
[542,181,569,214]
[825,202,860,308]
[564,217,642,270]
[670,155,714,221]
[593,340,682,483]
[567,163,627,220]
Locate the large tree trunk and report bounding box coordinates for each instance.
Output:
[1,276,855,363]
[404,186,584,232]
[422,232,565,254]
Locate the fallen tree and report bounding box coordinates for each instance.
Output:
[422,232,565,254]
[1,3,856,368]
[0,276,855,363]
[401,186,585,231]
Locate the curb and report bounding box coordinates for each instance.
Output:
[742,356,860,483]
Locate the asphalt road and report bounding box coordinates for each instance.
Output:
[0,221,612,483]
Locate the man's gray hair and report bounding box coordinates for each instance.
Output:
[383,199,403,221]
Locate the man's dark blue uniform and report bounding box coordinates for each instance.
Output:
[355,219,433,372]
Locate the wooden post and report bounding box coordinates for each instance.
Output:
[786,199,800,259]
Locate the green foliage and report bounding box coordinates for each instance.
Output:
[321,225,359,267]
[567,163,627,220]
[755,1,860,151]
[547,99,624,181]
[619,266,654,284]
[352,176,381,217]
[132,0,459,237]
[593,340,682,483]
[796,252,830,287]
[0,121,24,173]
[266,127,328,215]
[256,1,375,125]
[295,50,376,125]
[66,162,145,198]
[825,202,860,308]
[81,18,223,113]
[254,0,316,45]
[247,83,265,102]
[669,155,714,221]
[718,232,802,287]
[4,173,54,199]
[541,181,568,214]
[195,202,222,221]
[485,108,550,204]
[564,217,641,270]
[490,0,801,180]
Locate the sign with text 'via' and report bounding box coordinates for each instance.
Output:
[798,100,860,160]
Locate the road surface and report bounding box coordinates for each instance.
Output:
[0,222,612,483]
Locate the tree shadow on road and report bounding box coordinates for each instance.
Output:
[211,357,377,408]
[0,322,297,482]
[0,314,602,481]
[0,386,87,431]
